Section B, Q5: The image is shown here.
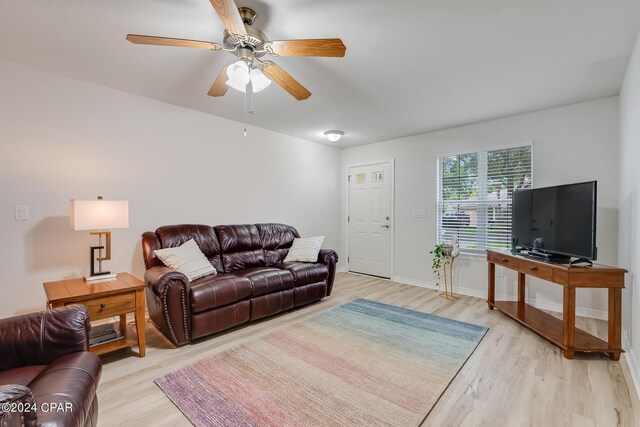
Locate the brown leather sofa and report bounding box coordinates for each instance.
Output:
[142,223,338,346]
[0,305,101,427]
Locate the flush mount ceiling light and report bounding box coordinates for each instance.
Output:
[324,130,344,142]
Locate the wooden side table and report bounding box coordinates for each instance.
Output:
[43,273,147,357]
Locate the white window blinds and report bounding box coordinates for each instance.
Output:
[436,144,533,254]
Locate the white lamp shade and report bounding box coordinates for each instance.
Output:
[250,68,271,93]
[226,78,248,92]
[70,200,129,231]
[226,60,250,92]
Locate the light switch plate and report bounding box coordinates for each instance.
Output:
[15,205,29,221]
[412,209,427,218]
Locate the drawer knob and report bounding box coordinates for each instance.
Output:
[501,259,509,263]
[530,266,537,271]
[99,303,106,311]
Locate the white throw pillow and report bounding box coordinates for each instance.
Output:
[154,239,216,282]
[284,236,325,263]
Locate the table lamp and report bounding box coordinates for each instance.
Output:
[70,196,129,281]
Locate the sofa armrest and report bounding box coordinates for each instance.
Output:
[0,385,37,427]
[0,305,90,372]
[318,249,339,296]
[144,266,192,346]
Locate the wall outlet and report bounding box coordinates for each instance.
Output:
[412,209,427,218]
[15,205,29,221]
[497,267,505,277]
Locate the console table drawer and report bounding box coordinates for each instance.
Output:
[487,251,518,269]
[518,261,553,281]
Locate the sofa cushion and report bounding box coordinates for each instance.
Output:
[275,262,329,287]
[188,273,253,313]
[230,267,294,297]
[156,224,223,272]
[28,351,101,427]
[256,223,300,266]
[0,365,46,387]
[215,225,266,271]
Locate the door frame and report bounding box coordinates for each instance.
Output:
[346,158,395,280]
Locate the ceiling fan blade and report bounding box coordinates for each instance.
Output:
[266,39,346,57]
[208,64,230,97]
[260,62,311,101]
[126,34,222,50]
[209,0,247,36]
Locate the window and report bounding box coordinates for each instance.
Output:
[436,144,533,254]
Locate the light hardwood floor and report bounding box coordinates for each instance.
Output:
[98,273,640,426]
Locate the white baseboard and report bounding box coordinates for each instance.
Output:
[392,275,608,320]
[336,266,348,273]
[624,349,640,402]
[623,330,631,350]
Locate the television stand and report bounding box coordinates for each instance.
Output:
[486,249,626,360]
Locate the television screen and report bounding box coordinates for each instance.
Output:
[512,181,597,260]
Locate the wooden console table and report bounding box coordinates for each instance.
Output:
[486,249,626,360]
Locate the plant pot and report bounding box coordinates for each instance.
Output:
[441,245,454,257]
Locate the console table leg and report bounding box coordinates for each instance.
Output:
[488,262,495,309]
[608,288,622,361]
[563,287,576,359]
[518,272,526,303]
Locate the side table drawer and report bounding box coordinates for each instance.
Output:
[518,261,554,282]
[81,293,136,320]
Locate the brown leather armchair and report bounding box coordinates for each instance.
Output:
[0,305,102,427]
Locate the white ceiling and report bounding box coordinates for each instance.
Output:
[1,0,639,147]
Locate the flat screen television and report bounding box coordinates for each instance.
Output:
[511,181,597,263]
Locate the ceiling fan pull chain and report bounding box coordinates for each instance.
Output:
[249,81,255,116]
[243,86,248,137]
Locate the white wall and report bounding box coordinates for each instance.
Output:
[0,59,341,318]
[341,97,619,318]
[619,33,640,394]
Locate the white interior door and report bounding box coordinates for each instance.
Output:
[348,162,392,278]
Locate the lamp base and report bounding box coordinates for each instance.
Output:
[84,273,118,282]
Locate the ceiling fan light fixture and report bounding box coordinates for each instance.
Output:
[226,60,250,92]
[250,68,271,93]
[324,130,344,142]
[226,77,248,92]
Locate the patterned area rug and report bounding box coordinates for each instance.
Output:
[155,299,488,426]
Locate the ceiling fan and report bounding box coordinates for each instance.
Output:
[126,0,346,101]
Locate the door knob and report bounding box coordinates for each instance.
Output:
[381,224,390,229]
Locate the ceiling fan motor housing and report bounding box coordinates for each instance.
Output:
[223,8,268,57]
[238,7,256,25]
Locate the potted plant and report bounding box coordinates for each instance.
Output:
[430,242,453,287]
